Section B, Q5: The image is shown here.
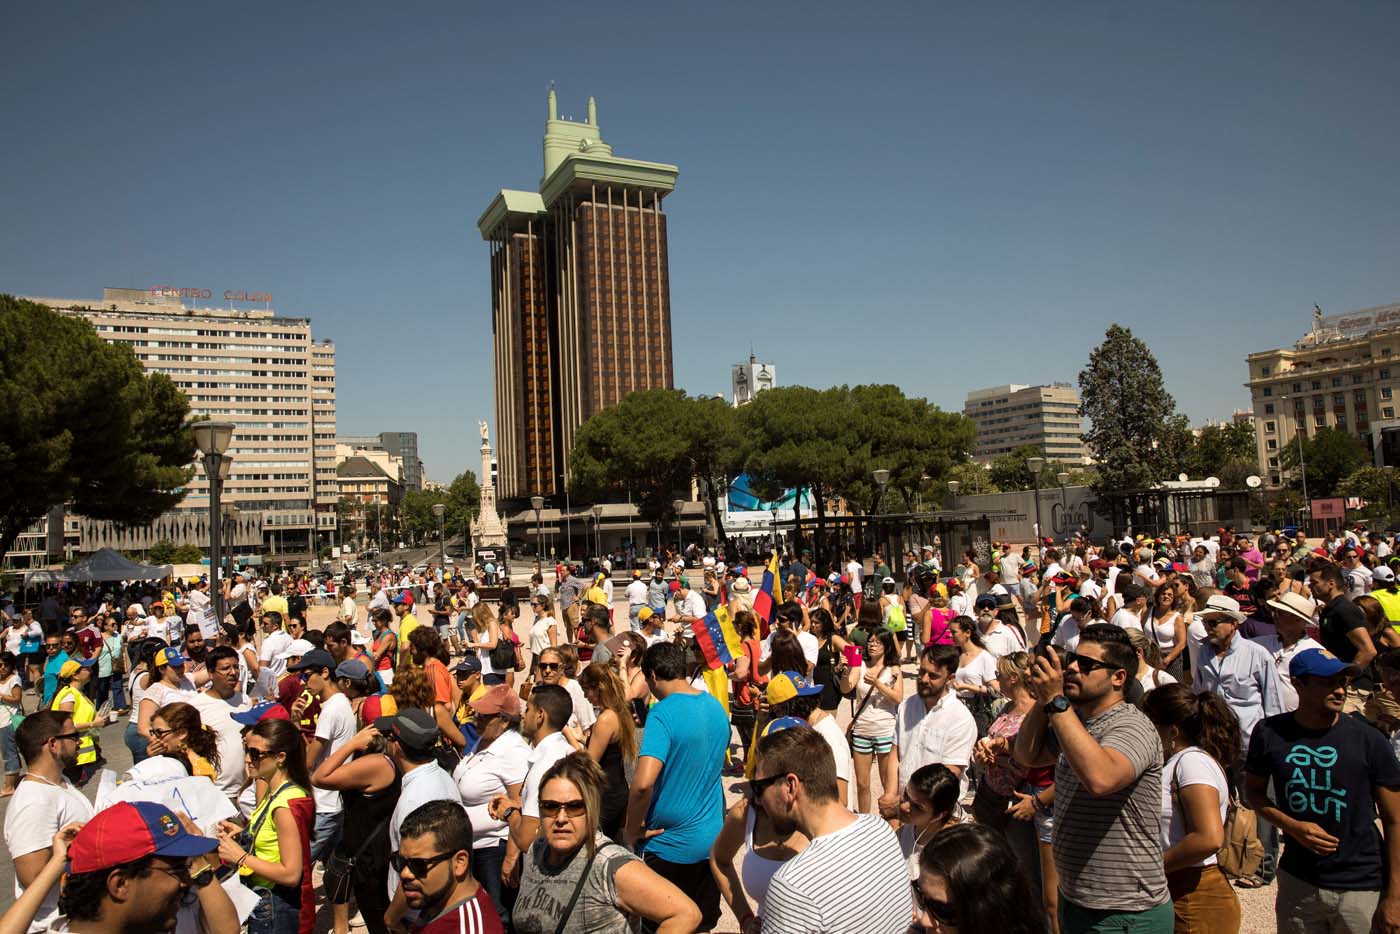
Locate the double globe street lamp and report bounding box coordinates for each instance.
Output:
[192,421,235,623]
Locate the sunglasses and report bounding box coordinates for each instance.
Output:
[538,798,588,818]
[390,851,454,877]
[912,882,958,925]
[1065,652,1122,674]
[49,732,80,743]
[536,662,560,672]
[149,727,175,741]
[745,772,788,800]
[244,747,277,763]
[45,644,59,650]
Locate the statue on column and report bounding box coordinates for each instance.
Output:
[474,419,508,549]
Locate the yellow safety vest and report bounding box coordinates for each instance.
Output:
[51,685,97,766]
[1374,588,1400,624]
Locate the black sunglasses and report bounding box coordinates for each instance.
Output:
[244,747,277,763]
[390,851,455,877]
[745,772,788,800]
[538,798,587,818]
[912,882,958,925]
[49,732,80,743]
[536,662,560,672]
[1065,652,1123,674]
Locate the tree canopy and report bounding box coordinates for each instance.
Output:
[1079,324,1180,493]
[1280,426,1369,497]
[0,295,197,557]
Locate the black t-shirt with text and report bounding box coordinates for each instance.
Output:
[1246,711,1400,890]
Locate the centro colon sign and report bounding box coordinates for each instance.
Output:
[149,286,273,303]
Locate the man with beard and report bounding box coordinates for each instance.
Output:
[878,644,976,818]
[1247,649,1400,934]
[1015,624,1171,934]
[4,710,95,930]
[395,800,503,933]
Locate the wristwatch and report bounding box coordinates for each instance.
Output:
[1042,695,1072,716]
[501,806,517,821]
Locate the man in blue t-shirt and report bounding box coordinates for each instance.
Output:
[624,641,729,933]
[1246,648,1400,934]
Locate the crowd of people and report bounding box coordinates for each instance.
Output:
[4,524,1400,933]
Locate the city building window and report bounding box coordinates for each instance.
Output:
[1269,458,1279,468]
[1312,381,1322,390]
[1262,387,1272,397]
[1353,374,1363,384]
[1265,421,1276,432]
[1337,416,1347,428]
[1315,415,1326,427]
[1264,403,1275,414]
[1293,382,1303,393]
[1333,393,1345,405]
[1267,439,1278,450]
[1332,377,1343,388]
[1384,388,1393,400]
[1386,407,1395,419]
[1383,368,1392,380]
[1261,365,1271,376]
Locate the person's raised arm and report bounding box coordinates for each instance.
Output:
[313,727,393,791]
[1,824,81,934]
[614,856,703,934]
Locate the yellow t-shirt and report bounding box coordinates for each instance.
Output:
[398,613,420,663]
[454,682,488,725]
[260,595,290,619]
[243,783,307,887]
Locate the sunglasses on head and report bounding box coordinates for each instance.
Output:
[390,851,454,877]
[1065,652,1122,674]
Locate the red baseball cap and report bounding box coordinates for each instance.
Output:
[68,801,218,874]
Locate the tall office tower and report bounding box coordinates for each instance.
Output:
[27,286,338,553]
[963,383,1089,465]
[478,89,679,501]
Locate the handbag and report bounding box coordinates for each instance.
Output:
[324,813,391,903]
[1170,754,1263,880]
[489,636,516,672]
[551,846,599,934]
[19,633,41,655]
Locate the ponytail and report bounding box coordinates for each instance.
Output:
[1141,683,1241,770]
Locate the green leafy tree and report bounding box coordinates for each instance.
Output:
[1079,324,1179,492]
[170,544,205,564]
[443,472,481,540]
[401,489,450,543]
[0,295,196,557]
[1280,427,1369,497]
[148,540,178,565]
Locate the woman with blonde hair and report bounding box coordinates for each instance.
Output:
[463,602,505,685]
[512,752,700,932]
[1127,627,1178,693]
[573,663,637,837]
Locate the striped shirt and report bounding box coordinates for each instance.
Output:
[1051,701,1170,911]
[762,813,911,933]
[412,888,503,933]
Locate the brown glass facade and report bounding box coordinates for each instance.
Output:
[486,185,673,500]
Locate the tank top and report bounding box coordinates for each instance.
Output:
[598,739,629,836]
[741,805,786,912]
[1148,610,1180,653]
[337,756,401,882]
[244,782,309,888]
[127,670,149,724]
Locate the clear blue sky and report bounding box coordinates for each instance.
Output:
[5,2,1399,483]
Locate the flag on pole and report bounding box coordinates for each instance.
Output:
[751,551,783,638]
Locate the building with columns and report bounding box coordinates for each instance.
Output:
[478,89,678,503]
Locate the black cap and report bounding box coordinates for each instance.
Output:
[286,649,335,673]
[373,708,439,752]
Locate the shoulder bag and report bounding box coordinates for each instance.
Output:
[844,668,883,747]
[1169,752,1263,880]
[489,634,516,671]
[551,846,599,934]
[324,812,392,902]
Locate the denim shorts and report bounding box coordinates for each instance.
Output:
[850,734,894,755]
[0,724,19,774]
[247,885,301,934]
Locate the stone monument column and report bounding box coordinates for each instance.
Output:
[474,420,508,548]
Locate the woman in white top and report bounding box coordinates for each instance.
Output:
[951,617,999,735]
[1144,580,1189,680]
[0,651,22,795]
[136,645,193,750]
[463,603,503,684]
[451,686,529,924]
[896,763,963,880]
[1126,627,1179,694]
[528,595,560,663]
[838,628,903,815]
[1141,683,1241,929]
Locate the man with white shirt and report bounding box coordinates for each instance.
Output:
[293,648,355,864]
[844,554,863,596]
[1110,582,1147,631]
[1337,544,1374,597]
[258,610,293,680]
[187,645,250,802]
[999,547,1024,590]
[674,578,707,623]
[380,709,464,910]
[878,644,977,817]
[1081,559,1109,603]
[973,594,1022,658]
[625,571,648,630]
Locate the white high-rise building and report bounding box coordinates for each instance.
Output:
[25,286,339,554]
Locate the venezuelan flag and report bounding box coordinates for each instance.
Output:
[751,551,783,638]
[691,607,737,669]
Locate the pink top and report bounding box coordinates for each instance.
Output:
[984,709,1029,796]
[925,608,957,645]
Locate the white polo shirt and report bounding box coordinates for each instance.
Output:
[894,690,977,791]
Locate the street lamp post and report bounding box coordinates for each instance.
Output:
[1026,455,1046,553]
[531,496,544,568]
[673,499,686,554]
[221,503,239,590]
[1056,471,1070,536]
[947,480,960,506]
[871,468,890,559]
[432,503,446,573]
[193,421,235,624]
[770,506,780,553]
[591,505,603,560]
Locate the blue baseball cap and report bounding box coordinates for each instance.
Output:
[761,716,809,737]
[1289,648,1362,680]
[766,671,823,706]
[153,646,187,668]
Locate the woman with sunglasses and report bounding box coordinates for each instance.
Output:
[148,700,220,781]
[534,645,595,733]
[137,645,194,750]
[514,752,700,933]
[217,718,314,934]
[50,657,101,784]
[913,822,1045,934]
[710,718,811,934]
[313,723,402,934]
